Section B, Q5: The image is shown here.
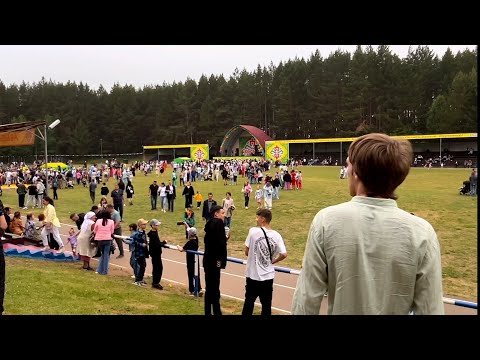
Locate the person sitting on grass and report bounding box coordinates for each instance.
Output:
[9,211,25,236]
[24,213,36,241]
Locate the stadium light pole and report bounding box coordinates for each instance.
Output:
[44,119,61,196]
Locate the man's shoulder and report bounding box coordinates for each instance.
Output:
[247,226,260,235]
[317,201,354,216]
[400,209,436,233]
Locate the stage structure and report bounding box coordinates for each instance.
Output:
[143,144,209,161]
[219,125,272,158]
[0,120,46,147]
[265,133,478,164]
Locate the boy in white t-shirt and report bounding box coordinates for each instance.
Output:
[242,208,287,316]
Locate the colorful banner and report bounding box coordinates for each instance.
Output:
[190,145,209,161]
[0,130,35,147]
[265,141,289,163]
[240,136,264,156]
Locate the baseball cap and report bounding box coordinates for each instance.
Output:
[187,227,197,236]
[150,218,161,226]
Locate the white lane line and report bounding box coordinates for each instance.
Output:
[92,258,289,313]
[163,258,296,290]
[163,257,188,266]
[91,259,185,286]
[50,222,297,309]
[270,283,296,290]
[19,209,296,313]
[220,293,291,314]
[54,230,298,291]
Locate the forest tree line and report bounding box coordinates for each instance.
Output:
[0,45,477,158]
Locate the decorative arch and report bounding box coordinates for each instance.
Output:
[219,125,272,156]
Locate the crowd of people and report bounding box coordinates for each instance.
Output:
[0,134,454,315]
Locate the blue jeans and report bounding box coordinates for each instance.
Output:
[151,196,158,209]
[130,253,139,278]
[273,187,279,199]
[96,240,112,275]
[161,196,167,210]
[471,183,477,196]
[224,217,231,228]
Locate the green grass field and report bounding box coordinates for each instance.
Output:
[3,257,257,315]
[1,165,477,301]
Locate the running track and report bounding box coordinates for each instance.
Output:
[46,221,476,315]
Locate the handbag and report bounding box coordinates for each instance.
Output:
[259,227,273,263]
[89,231,96,245]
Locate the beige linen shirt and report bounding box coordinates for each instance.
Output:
[291,196,444,315]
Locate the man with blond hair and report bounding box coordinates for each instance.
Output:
[292,133,444,315]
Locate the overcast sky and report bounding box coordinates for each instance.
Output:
[0,45,476,91]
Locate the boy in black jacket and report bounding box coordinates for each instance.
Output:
[203,205,228,315]
[177,226,202,296]
[147,218,167,290]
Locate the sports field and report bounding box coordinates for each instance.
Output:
[1,165,477,300]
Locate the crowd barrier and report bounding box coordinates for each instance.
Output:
[112,235,477,310]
